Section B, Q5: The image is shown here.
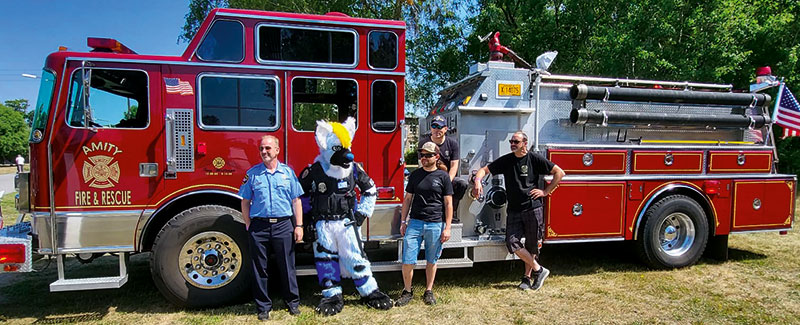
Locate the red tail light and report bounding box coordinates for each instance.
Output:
[377,187,395,200]
[0,244,26,264]
[703,180,720,195]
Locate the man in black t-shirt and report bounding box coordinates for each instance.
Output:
[396,141,454,306]
[418,115,468,223]
[472,131,565,291]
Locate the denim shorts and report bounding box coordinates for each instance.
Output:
[402,218,444,265]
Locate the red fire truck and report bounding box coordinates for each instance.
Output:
[0,8,794,308]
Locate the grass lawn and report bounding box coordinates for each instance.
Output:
[1,191,18,227]
[0,165,28,175]
[0,204,797,324]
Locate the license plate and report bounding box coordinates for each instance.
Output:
[498,83,521,97]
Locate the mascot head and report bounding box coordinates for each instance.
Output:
[315,117,357,179]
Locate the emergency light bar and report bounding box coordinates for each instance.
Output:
[87,37,137,54]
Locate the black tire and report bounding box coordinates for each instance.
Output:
[636,195,709,269]
[150,205,252,308]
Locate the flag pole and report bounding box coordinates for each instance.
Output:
[768,79,785,168]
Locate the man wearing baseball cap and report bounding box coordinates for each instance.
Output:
[396,141,453,306]
[418,115,468,223]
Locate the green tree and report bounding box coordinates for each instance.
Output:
[4,99,32,127]
[0,103,29,163]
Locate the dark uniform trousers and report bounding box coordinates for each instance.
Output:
[248,217,300,313]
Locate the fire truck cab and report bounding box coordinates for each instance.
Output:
[6,9,406,307]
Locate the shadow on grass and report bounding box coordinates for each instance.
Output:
[0,240,769,321]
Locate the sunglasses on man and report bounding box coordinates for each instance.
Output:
[430,124,446,129]
[508,139,525,144]
[419,153,437,158]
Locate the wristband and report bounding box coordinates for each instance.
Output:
[401,220,407,225]
[295,225,303,228]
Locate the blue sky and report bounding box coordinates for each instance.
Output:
[0,1,189,108]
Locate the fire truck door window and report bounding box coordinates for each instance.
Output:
[371,80,396,132]
[66,69,149,129]
[199,75,279,130]
[197,19,245,63]
[292,77,357,131]
[368,31,397,69]
[258,25,356,66]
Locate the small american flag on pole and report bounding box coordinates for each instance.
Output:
[164,77,194,95]
[775,85,800,138]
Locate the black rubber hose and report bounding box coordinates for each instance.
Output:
[570,84,771,107]
[569,109,770,128]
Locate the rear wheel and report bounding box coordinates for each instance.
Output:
[637,195,709,269]
[150,205,251,308]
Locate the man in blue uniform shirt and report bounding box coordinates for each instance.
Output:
[239,135,304,321]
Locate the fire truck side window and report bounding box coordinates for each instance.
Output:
[257,25,356,66]
[197,19,245,63]
[368,31,398,69]
[371,80,396,132]
[199,75,279,130]
[66,69,149,129]
[292,77,357,131]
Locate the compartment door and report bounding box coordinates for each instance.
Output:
[732,180,795,231]
[545,182,626,239]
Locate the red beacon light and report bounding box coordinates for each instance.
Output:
[87,37,137,54]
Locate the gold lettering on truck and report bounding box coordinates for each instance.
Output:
[72,141,132,206]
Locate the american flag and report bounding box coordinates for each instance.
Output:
[164,78,194,95]
[775,85,800,138]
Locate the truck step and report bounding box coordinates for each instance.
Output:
[295,257,474,276]
[50,252,129,292]
[50,275,128,292]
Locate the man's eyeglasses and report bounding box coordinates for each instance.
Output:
[419,153,437,158]
[430,124,446,129]
[509,139,524,144]
[259,146,273,151]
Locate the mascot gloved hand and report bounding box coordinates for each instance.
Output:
[299,117,393,316]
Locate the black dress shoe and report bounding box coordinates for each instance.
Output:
[257,311,270,321]
[288,305,301,315]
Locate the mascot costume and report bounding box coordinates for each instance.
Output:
[299,117,393,316]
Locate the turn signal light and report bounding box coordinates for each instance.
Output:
[377,187,395,200]
[0,244,25,264]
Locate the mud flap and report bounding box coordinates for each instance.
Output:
[703,234,728,261]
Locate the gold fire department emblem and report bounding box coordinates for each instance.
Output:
[82,155,120,188]
[212,157,226,169]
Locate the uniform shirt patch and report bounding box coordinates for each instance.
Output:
[338,180,348,189]
[318,182,327,193]
[242,175,249,185]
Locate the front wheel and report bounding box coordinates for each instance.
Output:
[637,195,709,269]
[150,205,251,308]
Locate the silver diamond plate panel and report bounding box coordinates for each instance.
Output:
[168,109,195,172]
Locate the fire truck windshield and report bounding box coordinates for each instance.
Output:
[29,69,56,143]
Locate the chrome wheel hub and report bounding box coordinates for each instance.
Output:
[658,212,696,257]
[179,231,242,289]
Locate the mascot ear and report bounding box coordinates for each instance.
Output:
[315,120,333,150]
[343,117,357,141]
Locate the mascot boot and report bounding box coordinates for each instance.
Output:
[299,117,392,316]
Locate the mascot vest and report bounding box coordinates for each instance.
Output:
[307,162,357,219]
